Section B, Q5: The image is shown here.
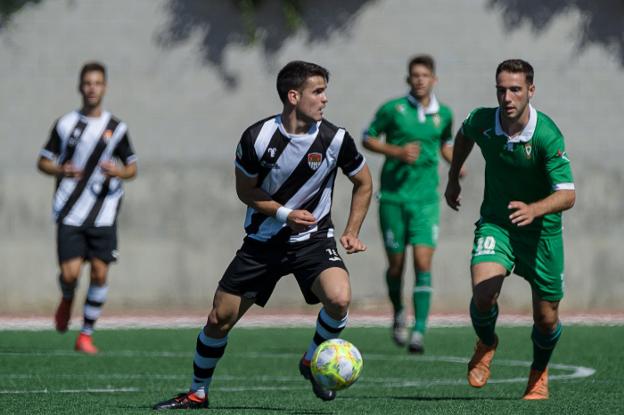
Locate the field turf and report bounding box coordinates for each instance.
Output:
[0,325,622,414]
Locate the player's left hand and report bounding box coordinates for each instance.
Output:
[340,234,367,254]
[99,160,121,178]
[508,201,536,226]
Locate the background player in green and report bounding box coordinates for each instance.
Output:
[363,55,455,353]
[445,59,575,399]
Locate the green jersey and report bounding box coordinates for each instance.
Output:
[461,106,574,236]
[366,94,453,203]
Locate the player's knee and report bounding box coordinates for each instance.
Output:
[324,292,351,317]
[534,315,558,333]
[206,309,237,334]
[473,295,497,312]
[386,265,403,279]
[61,270,80,282]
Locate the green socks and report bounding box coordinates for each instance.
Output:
[531,322,562,371]
[470,299,498,346]
[412,271,431,334]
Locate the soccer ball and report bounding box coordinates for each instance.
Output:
[311,338,363,391]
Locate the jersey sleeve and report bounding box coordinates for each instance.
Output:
[364,103,391,140]
[40,122,61,160]
[113,132,137,165]
[542,133,574,191]
[441,111,454,146]
[338,131,366,177]
[459,108,480,142]
[235,129,259,177]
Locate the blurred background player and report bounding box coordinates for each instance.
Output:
[37,62,137,354]
[445,59,575,399]
[153,60,372,410]
[363,55,454,353]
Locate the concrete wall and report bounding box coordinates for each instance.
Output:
[1,0,623,314]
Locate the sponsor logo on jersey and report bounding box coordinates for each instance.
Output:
[482,128,492,139]
[307,152,322,170]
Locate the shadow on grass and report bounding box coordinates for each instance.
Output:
[342,395,517,402]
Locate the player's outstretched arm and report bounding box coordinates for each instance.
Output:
[235,168,316,232]
[508,190,576,227]
[340,165,373,254]
[444,130,474,211]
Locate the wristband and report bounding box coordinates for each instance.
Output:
[275,206,292,223]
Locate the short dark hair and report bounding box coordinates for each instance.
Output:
[408,55,435,74]
[496,59,534,84]
[276,61,329,103]
[79,61,107,84]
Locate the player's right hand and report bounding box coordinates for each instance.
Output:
[444,179,462,211]
[61,162,82,178]
[286,209,317,233]
[398,143,420,164]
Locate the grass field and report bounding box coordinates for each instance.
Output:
[0,325,622,414]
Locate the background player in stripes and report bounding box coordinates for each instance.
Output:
[363,55,456,353]
[37,62,137,354]
[445,59,575,399]
[154,60,372,410]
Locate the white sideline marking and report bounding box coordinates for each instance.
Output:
[0,354,595,395]
[0,387,139,394]
[1,313,624,330]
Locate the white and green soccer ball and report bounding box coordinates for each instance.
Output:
[311,338,363,391]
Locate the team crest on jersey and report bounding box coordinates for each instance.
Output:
[307,152,323,170]
[103,129,113,140]
[524,143,532,159]
[396,104,406,114]
[432,114,441,128]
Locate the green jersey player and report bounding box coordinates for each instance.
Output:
[445,59,575,400]
[363,55,455,353]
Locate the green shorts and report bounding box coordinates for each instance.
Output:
[379,199,439,253]
[471,222,565,302]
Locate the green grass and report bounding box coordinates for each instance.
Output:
[0,326,622,414]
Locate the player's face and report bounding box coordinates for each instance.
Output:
[407,64,436,99]
[79,70,106,108]
[496,71,534,121]
[294,75,328,122]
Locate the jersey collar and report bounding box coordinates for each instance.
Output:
[276,115,321,140]
[494,104,537,143]
[406,93,440,122]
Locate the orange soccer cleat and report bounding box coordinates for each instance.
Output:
[75,333,99,355]
[522,368,549,400]
[467,335,498,388]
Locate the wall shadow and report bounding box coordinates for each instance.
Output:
[157,0,378,88]
[488,0,624,65]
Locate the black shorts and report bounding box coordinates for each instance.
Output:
[57,224,118,264]
[218,237,348,307]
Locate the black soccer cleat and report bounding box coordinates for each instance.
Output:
[152,392,209,410]
[299,357,336,401]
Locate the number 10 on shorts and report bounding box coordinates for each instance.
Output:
[474,236,496,256]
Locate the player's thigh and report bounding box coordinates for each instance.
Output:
[406,200,440,250]
[218,240,282,308]
[60,257,84,281]
[514,235,565,303]
[379,201,406,254]
[85,225,118,264]
[291,238,349,309]
[470,223,513,306]
[57,224,87,266]
[89,257,110,285]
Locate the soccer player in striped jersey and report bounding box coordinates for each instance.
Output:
[363,55,456,353]
[153,61,372,410]
[445,59,575,399]
[37,62,137,354]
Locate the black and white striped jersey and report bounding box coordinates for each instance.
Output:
[235,115,366,244]
[40,110,137,227]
